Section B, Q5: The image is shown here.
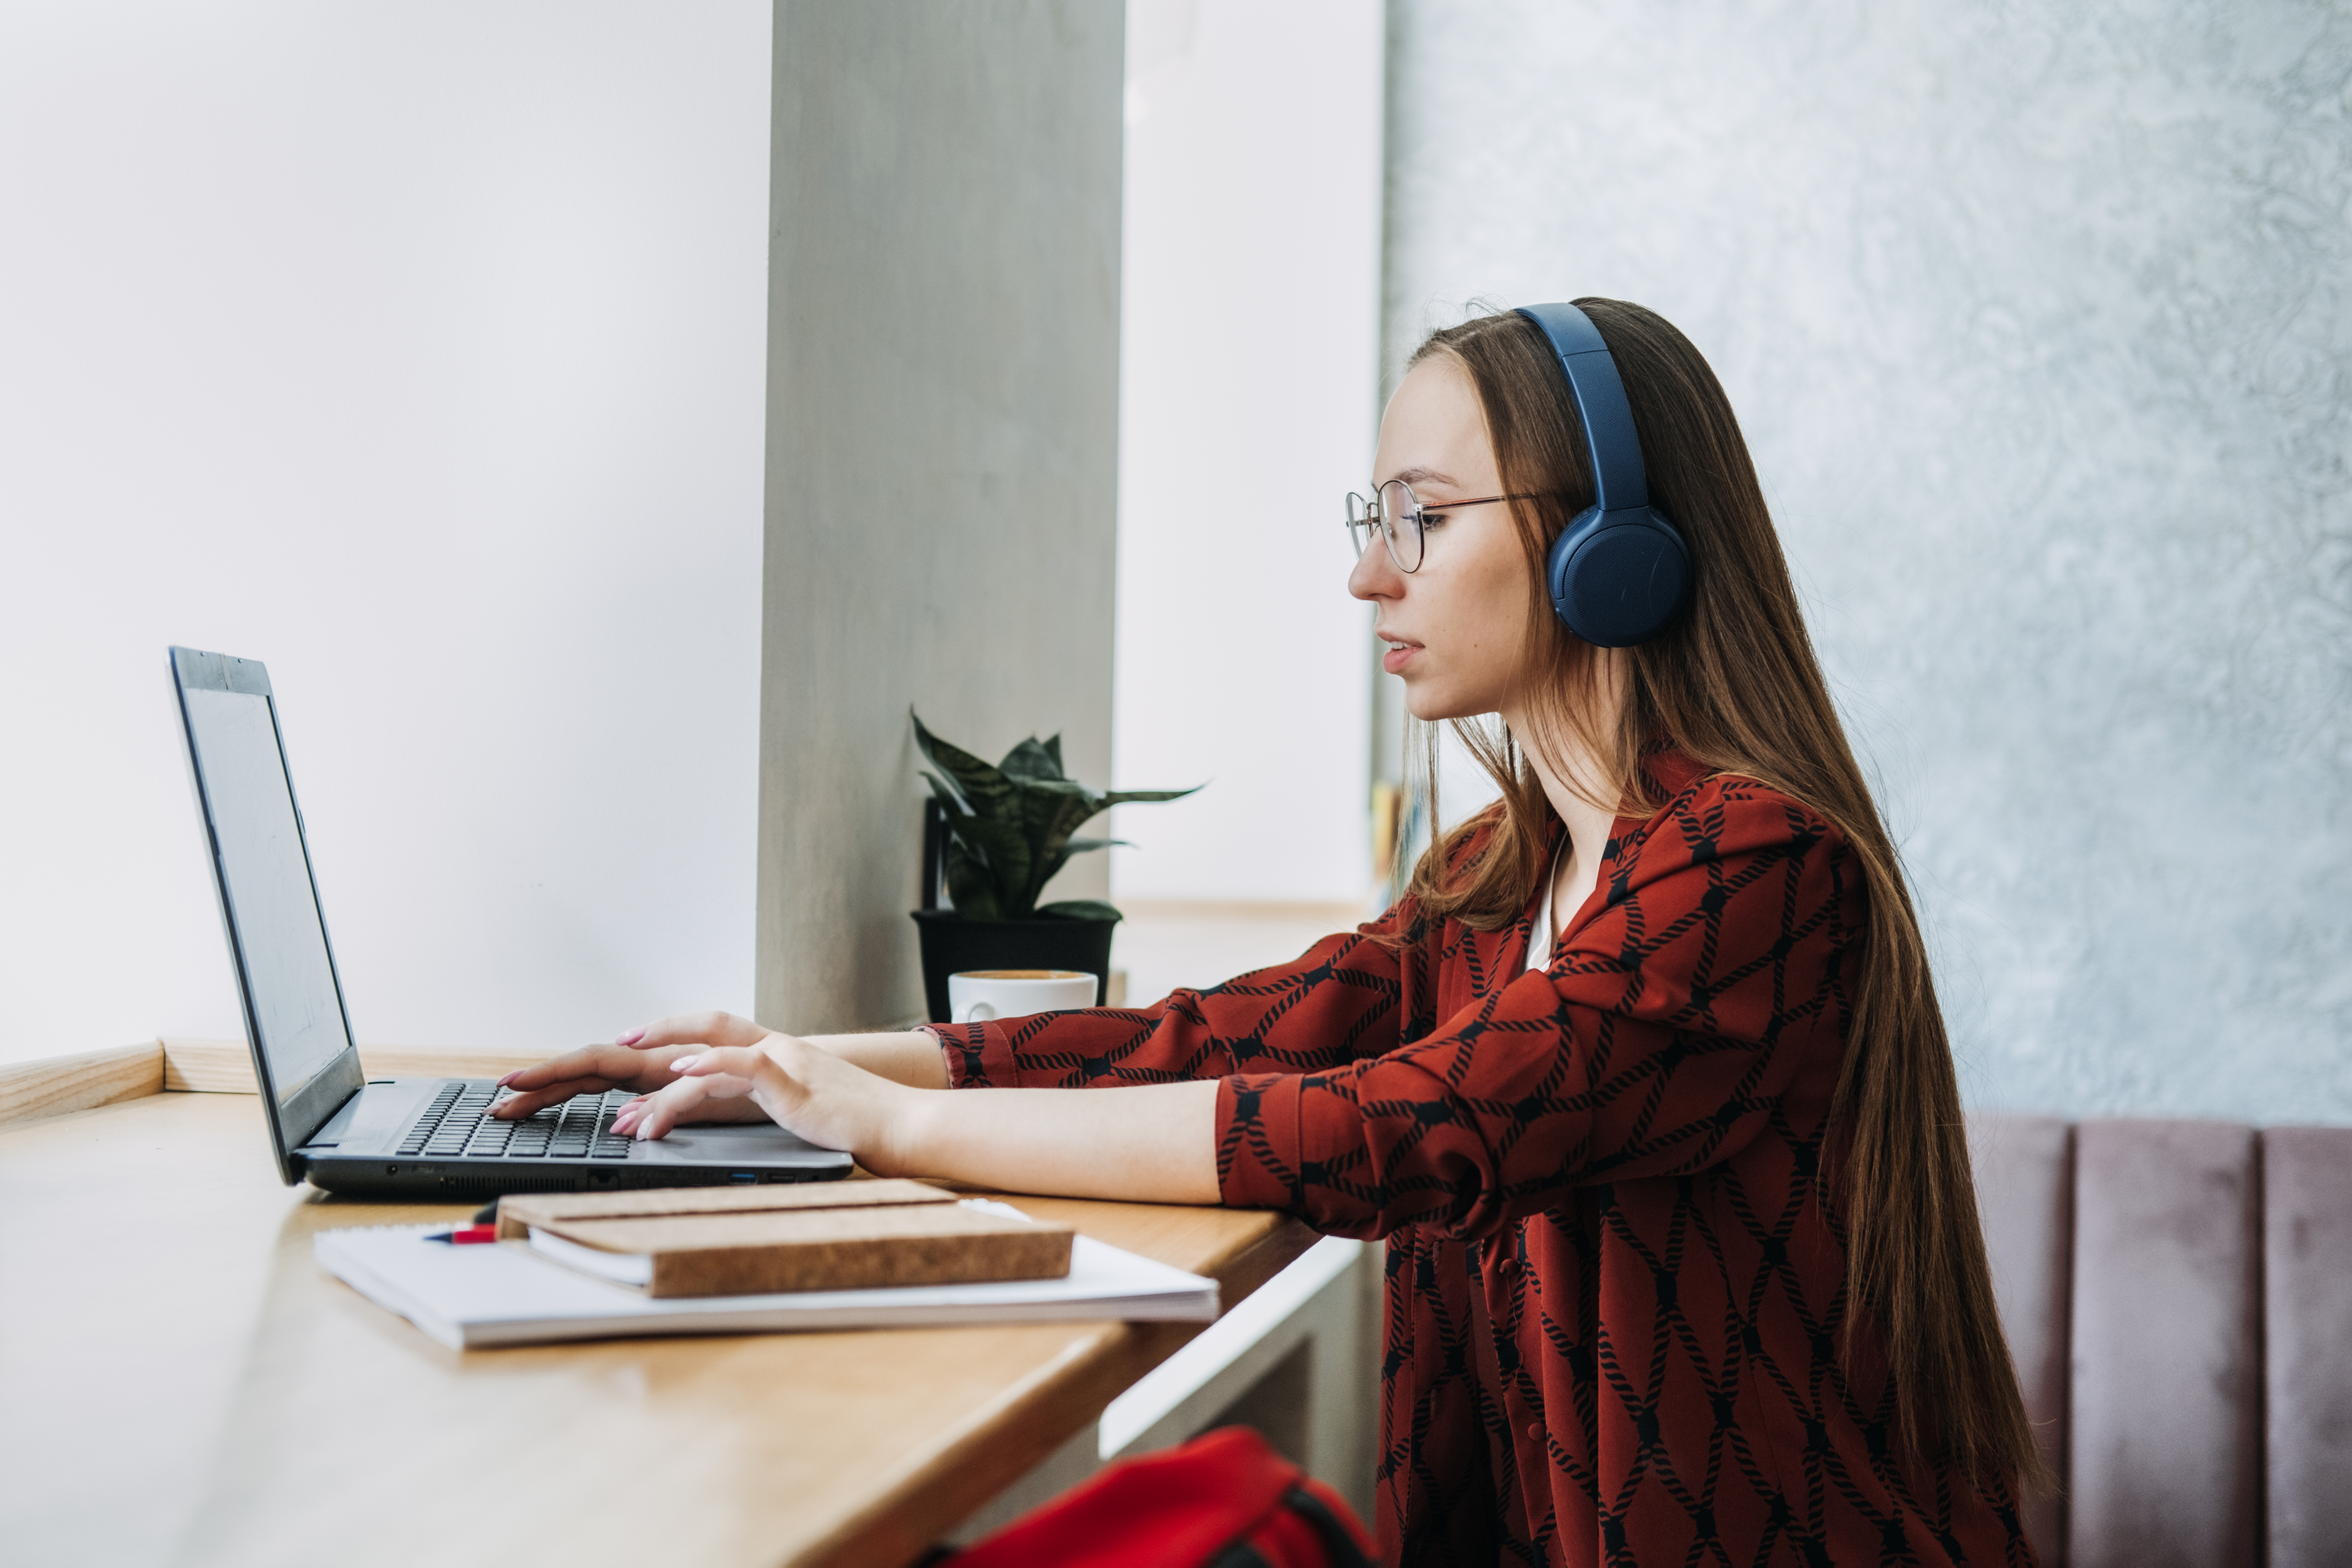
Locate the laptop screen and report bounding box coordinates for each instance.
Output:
[173,655,364,1166]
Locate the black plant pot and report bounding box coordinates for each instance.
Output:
[909,909,1118,1025]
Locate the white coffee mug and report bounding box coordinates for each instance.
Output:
[948,968,1098,1024]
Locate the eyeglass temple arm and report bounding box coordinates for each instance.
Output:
[1345,491,1549,523]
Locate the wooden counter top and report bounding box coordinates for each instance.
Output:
[0,1074,1312,1568]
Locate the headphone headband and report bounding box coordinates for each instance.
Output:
[1514,302,1649,513]
[1509,301,1691,647]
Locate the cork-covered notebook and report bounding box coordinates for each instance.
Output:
[494,1179,1073,1298]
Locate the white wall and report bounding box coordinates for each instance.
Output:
[0,0,1398,1068]
[0,2,772,1066]
[1383,0,2352,1123]
[1109,0,1385,906]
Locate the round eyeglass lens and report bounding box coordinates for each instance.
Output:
[1379,479,1423,572]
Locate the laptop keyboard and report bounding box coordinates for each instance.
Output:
[397,1083,636,1161]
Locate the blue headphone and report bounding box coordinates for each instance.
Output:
[1514,302,1692,647]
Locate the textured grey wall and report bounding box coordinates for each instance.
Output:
[1383,0,2351,1122]
[757,1,1122,1032]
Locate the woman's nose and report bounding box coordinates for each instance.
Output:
[1349,540,1402,601]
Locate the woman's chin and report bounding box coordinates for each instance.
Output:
[1403,686,1490,724]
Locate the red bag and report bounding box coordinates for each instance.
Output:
[942,1426,1377,1568]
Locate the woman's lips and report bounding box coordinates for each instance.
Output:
[1382,641,1421,674]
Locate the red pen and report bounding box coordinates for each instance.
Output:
[425,1224,499,1245]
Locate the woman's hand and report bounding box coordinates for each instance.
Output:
[612,1018,920,1171]
[514,1011,1218,1202]
[490,1013,775,1124]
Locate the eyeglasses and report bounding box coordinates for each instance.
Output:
[1344,479,1549,573]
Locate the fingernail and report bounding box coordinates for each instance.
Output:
[617,1027,646,1047]
[671,1055,702,1074]
[496,1072,517,1087]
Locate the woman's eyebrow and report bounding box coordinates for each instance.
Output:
[1382,465,1458,488]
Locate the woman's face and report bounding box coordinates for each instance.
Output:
[1351,355,1537,722]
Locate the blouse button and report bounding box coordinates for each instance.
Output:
[1499,1257,1520,1277]
[1526,1420,1545,1442]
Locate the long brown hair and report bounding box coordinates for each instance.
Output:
[1400,301,2038,1483]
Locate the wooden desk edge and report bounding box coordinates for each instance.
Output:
[0,1041,166,1127]
[8,1037,957,1110]
[801,1212,1318,1568]
[0,1040,612,1123]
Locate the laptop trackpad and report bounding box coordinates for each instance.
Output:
[636,1124,844,1164]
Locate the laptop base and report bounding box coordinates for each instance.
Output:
[299,1157,846,1201]
[294,1076,853,1199]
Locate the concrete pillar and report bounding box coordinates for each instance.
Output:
[756,1,1124,1032]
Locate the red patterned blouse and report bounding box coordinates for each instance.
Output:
[932,752,2035,1567]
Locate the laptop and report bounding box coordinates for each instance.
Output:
[168,645,853,1198]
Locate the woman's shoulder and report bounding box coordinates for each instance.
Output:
[1617,752,1850,874]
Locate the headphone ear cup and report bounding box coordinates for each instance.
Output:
[1547,504,1605,627]
[1549,508,1691,648]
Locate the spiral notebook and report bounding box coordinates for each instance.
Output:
[314,1212,1219,1350]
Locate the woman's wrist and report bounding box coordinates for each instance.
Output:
[870,1080,948,1178]
[802,1029,950,1090]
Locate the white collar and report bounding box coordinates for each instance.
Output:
[1526,832,1569,972]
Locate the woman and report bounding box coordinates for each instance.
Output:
[498,300,2041,1567]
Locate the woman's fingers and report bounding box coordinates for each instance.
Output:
[491,1052,696,1118]
[668,1045,780,1090]
[495,1075,629,1120]
[625,1058,762,1140]
[622,1079,704,1140]
[628,1012,774,1056]
[608,1088,771,1136]
[588,1030,885,1160]
[490,1035,697,1118]
[621,1045,785,1139]
[497,1044,620,1092]
[484,1015,790,1126]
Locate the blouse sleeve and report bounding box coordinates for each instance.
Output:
[1216,779,1862,1241]
[929,898,1431,1090]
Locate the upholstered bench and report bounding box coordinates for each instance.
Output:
[1968,1114,2352,1568]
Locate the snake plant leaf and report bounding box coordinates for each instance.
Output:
[1097,786,1203,806]
[951,812,1034,911]
[998,735,1066,782]
[1034,788,1198,909]
[911,711,1016,817]
[1061,836,1129,853]
[1036,899,1123,923]
[1028,781,1100,844]
[1009,777,1087,852]
[928,788,1032,915]
[941,838,1002,921]
[1022,785,1112,910]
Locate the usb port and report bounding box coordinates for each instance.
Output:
[728,1171,758,1184]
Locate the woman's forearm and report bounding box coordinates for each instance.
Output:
[891,1079,1222,1204]
[803,1030,950,1090]
[625,1025,1222,1206]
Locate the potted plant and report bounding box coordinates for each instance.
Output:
[909,711,1198,1023]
